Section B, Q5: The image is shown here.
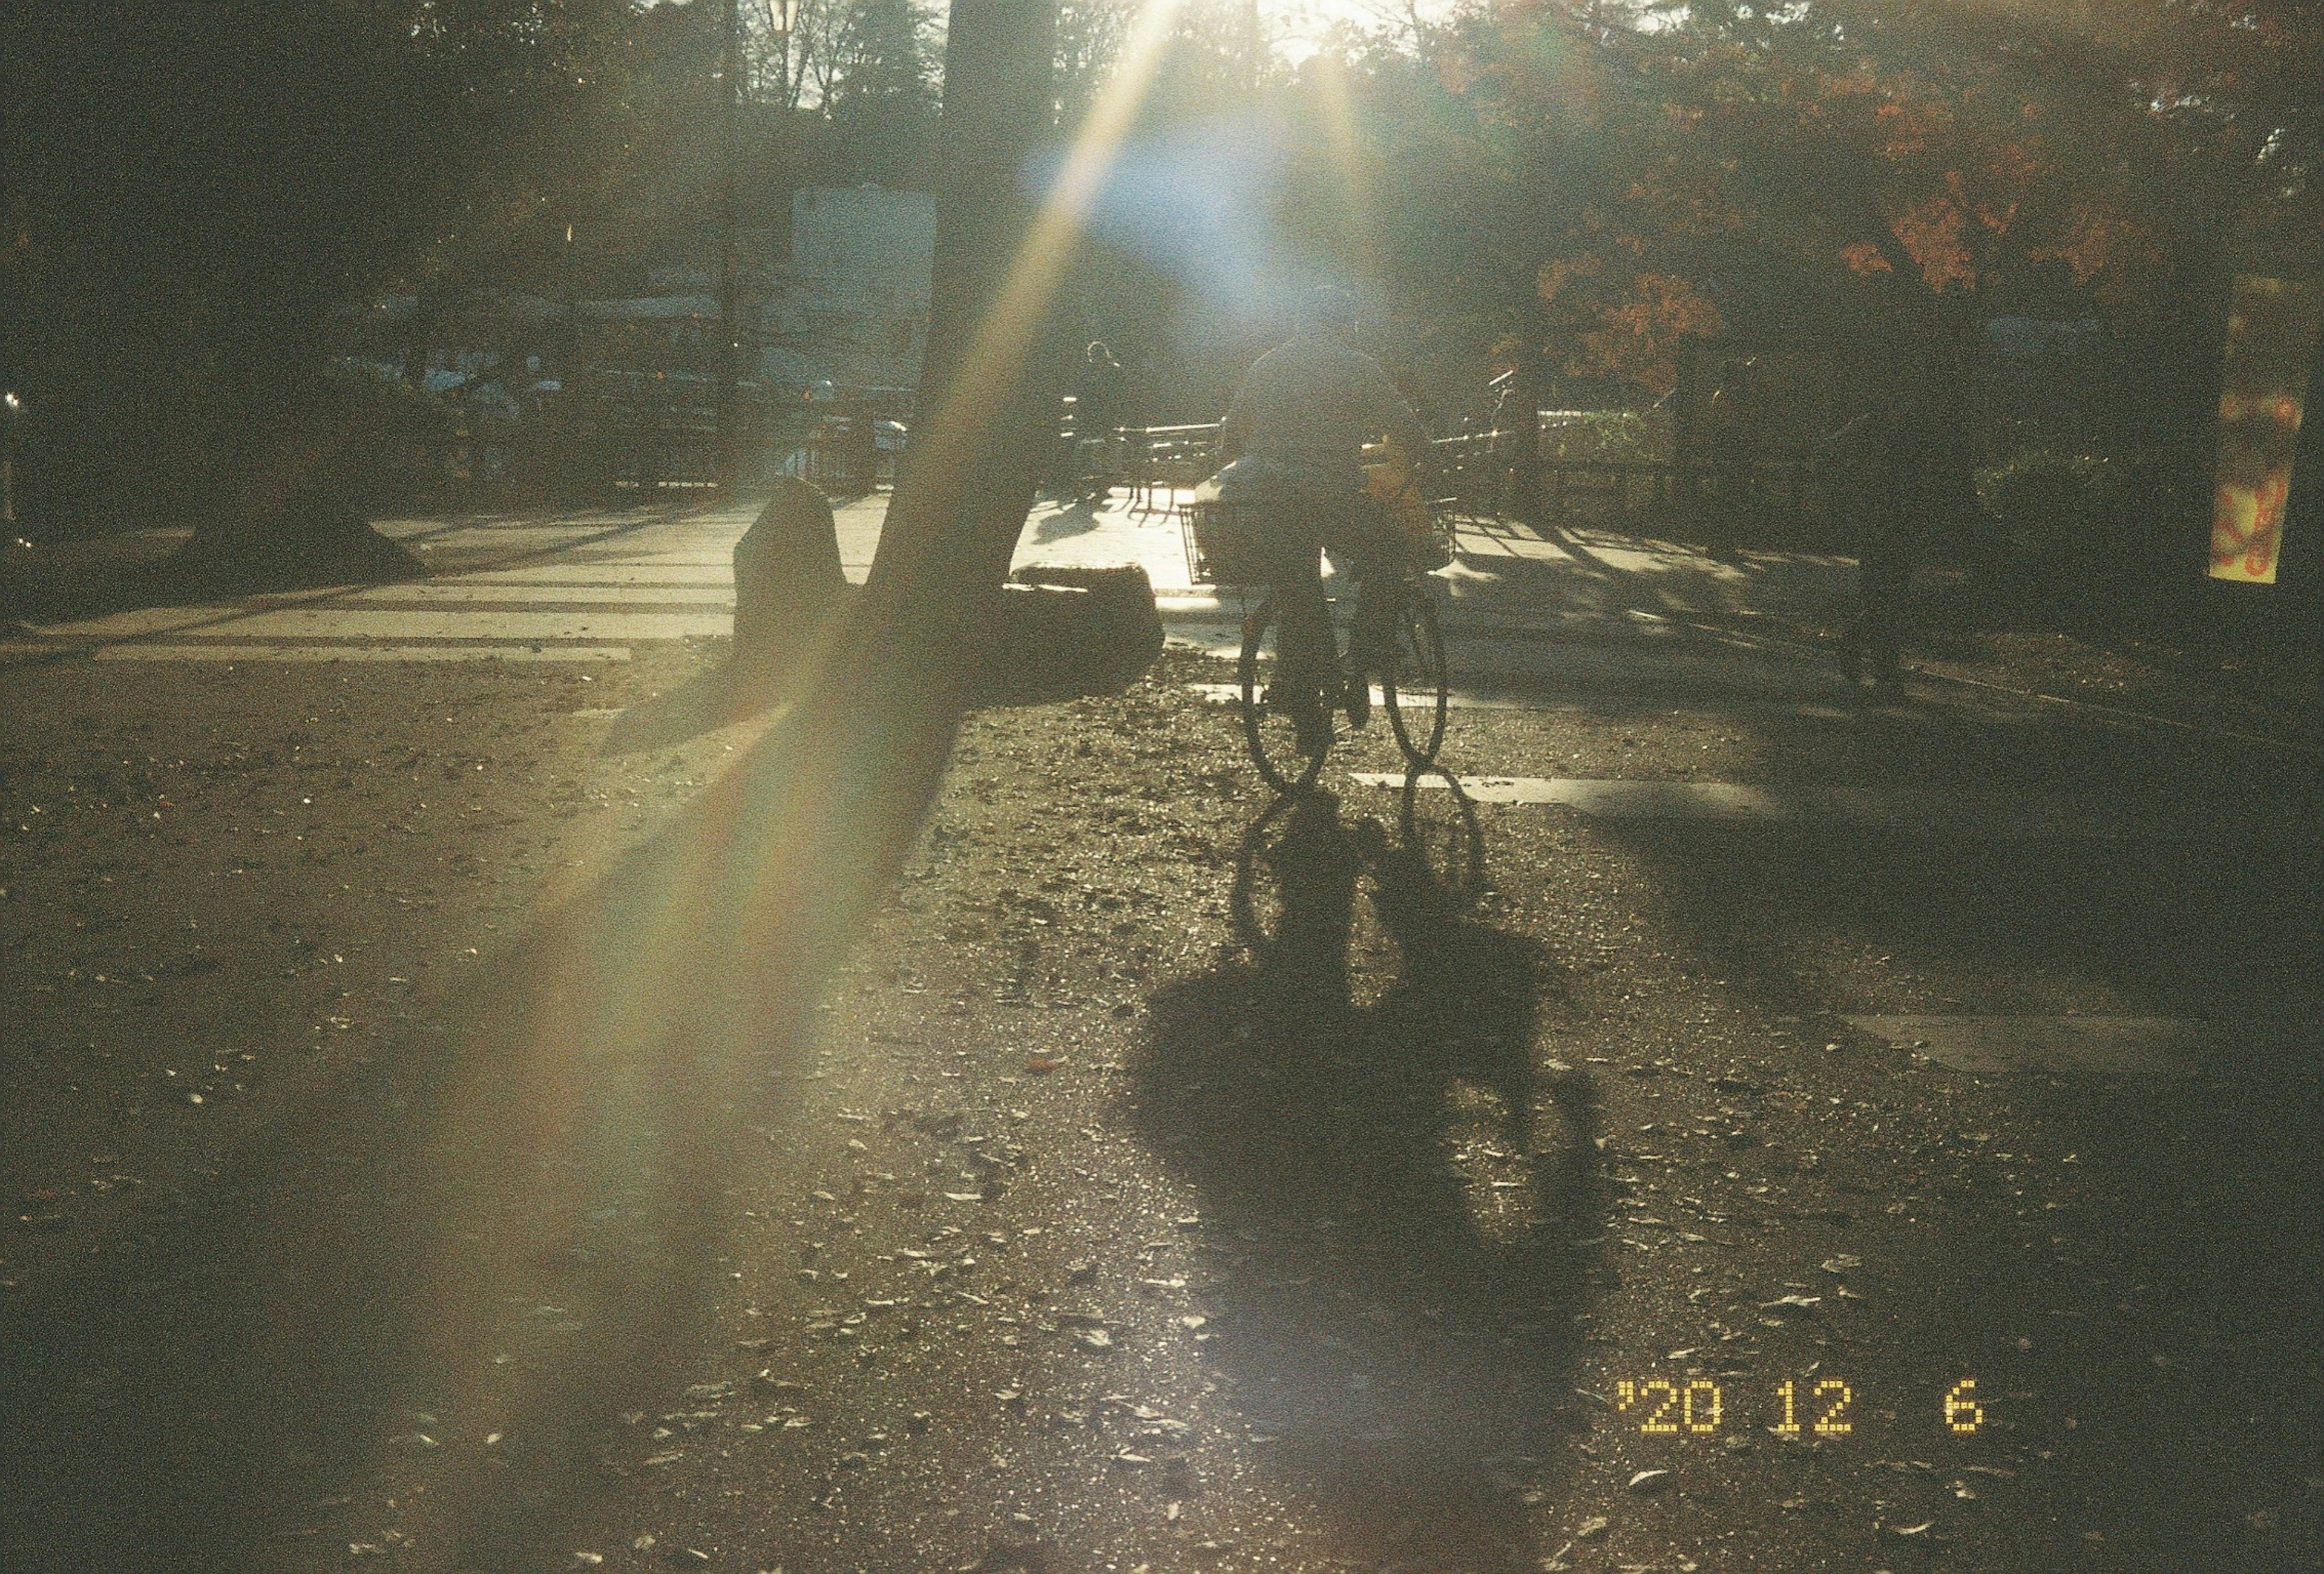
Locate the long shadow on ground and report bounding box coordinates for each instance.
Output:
[0,682,957,1573]
[1128,779,1606,1573]
[0,502,700,628]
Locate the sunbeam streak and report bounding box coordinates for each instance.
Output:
[349,10,1210,1546]
[1306,45,1380,275]
[894,0,1191,525]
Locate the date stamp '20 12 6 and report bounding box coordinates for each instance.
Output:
[1613,1377,1986,1437]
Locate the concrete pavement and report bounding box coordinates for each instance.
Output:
[1,488,1859,691]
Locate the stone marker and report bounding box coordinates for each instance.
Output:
[970,563,1163,706]
[732,476,847,669]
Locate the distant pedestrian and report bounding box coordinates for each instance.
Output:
[1819,387,1928,692]
[1074,343,1125,503]
[1,387,21,534]
[1485,365,1534,520]
[1704,362,1760,560]
[835,391,878,495]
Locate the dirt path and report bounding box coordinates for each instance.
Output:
[4,531,2320,1572]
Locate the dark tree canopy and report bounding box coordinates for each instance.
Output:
[0,0,933,532]
[826,0,945,182]
[2,0,2315,535]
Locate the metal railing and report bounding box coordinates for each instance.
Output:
[779,389,921,496]
[1425,428,1839,536]
[1112,422,1221,511]
[783,421,899,495]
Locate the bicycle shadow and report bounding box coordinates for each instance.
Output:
[1129,775,1604,1571]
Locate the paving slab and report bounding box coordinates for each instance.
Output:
[148,607,725,643]
[332,582,732,606]
[461,566,735,586]
[1348,770,2266,837]
[90,643,633,663]
[1848,1015,2212,1077]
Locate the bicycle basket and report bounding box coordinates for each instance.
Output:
[1181,499,1276,585]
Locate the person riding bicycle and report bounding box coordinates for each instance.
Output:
[1218,287,1429,756]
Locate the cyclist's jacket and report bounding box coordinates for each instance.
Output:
[1221,331,1427,497]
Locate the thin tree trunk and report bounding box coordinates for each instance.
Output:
[1508,297,1549,527]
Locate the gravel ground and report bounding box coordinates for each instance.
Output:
[2,623,2321,1573]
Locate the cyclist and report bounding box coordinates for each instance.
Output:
[1219,287,1429,756]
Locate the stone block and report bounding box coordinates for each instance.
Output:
[968,562,1163,705]
[734,476,847,667]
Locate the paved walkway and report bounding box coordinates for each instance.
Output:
[1,489,1862,701]
[10,490,2308,826]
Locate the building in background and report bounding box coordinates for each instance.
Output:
[760,185,934,397]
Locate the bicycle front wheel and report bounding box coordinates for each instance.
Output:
[1379,582,1449,766]
[1238,597,1327,795]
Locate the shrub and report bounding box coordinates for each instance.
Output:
[1540,407,1664,464]
[1974,448,2130,614]
[272,361,463,509]
[1973,447,2213,624]
[1976,449,2121,571]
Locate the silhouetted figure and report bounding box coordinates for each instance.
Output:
[1821,385,1931,692]
[1704,361,1759,560]
[1073,341,1124,503]
[1219,288,1428,756]
[1,386,21,534]
[833,392,878,496]
[1485,364,1536,522]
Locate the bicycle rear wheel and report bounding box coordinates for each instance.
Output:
[1379,582,1449,765]
[1238,597,1327,795]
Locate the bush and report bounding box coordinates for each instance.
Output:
[307,361,459,506]
[1976,450,2121,569]
[1972,447,2210,624]
[1540,407,1664,464]
[1972,448,2130,615]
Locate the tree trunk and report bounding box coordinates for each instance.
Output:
[169,364,431,591]
[688,0,1069,1074]
[853,0,1069,673]
[712,0,1071,921]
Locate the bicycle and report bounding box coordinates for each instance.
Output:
[1183,496,1451,794]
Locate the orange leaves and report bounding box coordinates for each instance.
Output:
[1841,240,1892,275]
[1873,96,1954,160]
[1574,272,1724,396]
[2031,203,2167,299]
[1536,253,1603,301]
[2036,207,2118,283]
[1985,136,2049,186]
[1892,195,1977,291]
